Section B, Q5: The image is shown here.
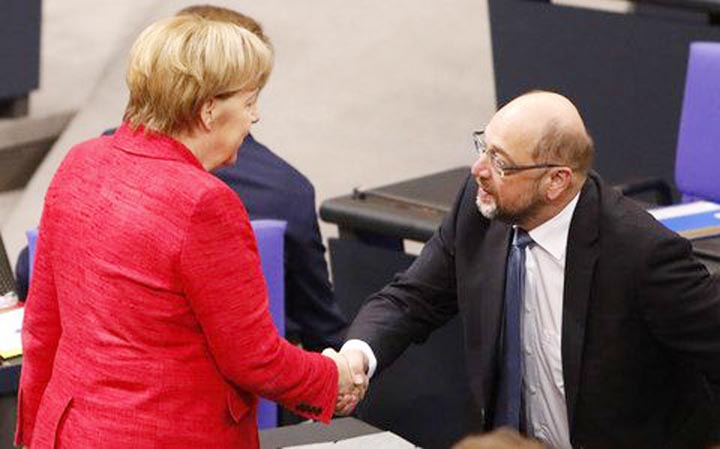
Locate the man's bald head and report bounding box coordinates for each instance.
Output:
[490,91,594,176]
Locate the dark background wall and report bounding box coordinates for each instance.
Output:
[489,0,720,194]
[0,0,41,116]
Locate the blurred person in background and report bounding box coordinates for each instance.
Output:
[16,13,363,449]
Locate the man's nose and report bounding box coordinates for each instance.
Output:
[471,153,491,178]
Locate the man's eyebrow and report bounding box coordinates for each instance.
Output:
[489,143,513,162]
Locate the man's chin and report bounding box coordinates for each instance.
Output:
[476,196,498,220]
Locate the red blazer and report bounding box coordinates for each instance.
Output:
[16,124,338,449]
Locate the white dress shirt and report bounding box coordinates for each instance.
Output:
[522,193,579,449]
[343,193,580,449]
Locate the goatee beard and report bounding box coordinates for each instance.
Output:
[476,194,498,219]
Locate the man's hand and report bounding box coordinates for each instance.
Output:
[322,348,367,415]
[338,348,369,416]
[340,348,369,386]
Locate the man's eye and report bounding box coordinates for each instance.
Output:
[490,152,507,168]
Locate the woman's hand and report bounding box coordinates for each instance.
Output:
[322,348,368,415]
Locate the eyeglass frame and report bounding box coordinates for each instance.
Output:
[472,130,567,178]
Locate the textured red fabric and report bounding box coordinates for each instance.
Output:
[16,124,338,449]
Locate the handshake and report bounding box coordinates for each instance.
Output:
[322,348,369,416]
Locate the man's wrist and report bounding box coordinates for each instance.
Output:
[341,339,377,378]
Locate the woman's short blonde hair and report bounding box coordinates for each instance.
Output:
[123,14,273,135]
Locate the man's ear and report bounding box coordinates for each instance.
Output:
[546,167,572,201]
[199,98,216,131]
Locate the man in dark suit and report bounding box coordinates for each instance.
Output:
[340,91,720,448]
[214,134,347,350]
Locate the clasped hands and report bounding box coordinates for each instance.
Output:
[322,348,369,416]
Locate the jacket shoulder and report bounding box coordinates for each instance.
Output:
[592,173,680,245]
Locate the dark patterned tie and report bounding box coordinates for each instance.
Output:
[495,227,533,429]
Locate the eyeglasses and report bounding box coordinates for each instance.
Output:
[472,130,565,178]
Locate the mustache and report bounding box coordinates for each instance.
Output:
[476,178,496,196]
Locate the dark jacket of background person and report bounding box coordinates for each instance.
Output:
[347,172,720,449]
[214,134,347,350]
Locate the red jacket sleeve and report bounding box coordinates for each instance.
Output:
[179,185,338,422]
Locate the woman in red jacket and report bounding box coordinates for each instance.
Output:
[16,14,360,449]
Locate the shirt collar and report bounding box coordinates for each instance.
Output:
[526,192,580,261]
[111,122,205,170]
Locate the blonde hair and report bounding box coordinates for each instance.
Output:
[123,14,273,135]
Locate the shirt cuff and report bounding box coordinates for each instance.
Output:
[341,339,378,379]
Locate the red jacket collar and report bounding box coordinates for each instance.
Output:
[112,123,205,170]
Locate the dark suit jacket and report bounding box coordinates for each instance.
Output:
[347,172,720,449]
[214,134,346,350]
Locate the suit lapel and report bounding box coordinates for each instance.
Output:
[462,215,512,413]
[562,176,600,434]
[476,222,513,348]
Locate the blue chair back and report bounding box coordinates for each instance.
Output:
[250,219,287,430]
[675,42,720,203]
[26,228,38,282]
